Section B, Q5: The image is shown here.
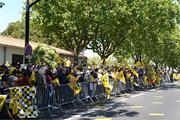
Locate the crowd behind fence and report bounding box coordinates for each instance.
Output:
[35,73,176,116]
[0,63,180,118]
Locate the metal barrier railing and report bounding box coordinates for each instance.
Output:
[36,81,107,115]
[0,73,174,118]
[35,75,172,116]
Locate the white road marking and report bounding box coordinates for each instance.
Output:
[64,115,81,120]
[148,113,165,116]
[120,98,127,102]
[131,93,145,98]
[176,100,180,103]
[152,102,163,104]
[154,96,163,98]
[130,105,144,108]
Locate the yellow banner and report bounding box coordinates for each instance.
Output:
[134,61,144,68]
[68,83,82,95]
[51,78,60,86]
[0,95,7,110]
[116,71,126,84]
[100,72,113,98]
[29,70,36,85]
[127,65,139,78]
[67,74,79,83]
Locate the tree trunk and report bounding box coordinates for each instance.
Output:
[74,55,79,66]
[102,58,106,65]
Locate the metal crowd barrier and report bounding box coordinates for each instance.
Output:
[36,81,106,115]
[36,74,170,116]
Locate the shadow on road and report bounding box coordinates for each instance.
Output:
[159,82,180,90]
[38,82,180,119]
[38,98,140,120]
[80,108,139,118]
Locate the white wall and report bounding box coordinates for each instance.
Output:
[6,47,24,64]
[0,46,4,65]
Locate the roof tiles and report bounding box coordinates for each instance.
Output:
[0,36,74,56]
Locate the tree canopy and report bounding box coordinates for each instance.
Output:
[32,44,61,68]
[31,0,99,57]
[1,0,180,68]
[114,0,180,68]
[0,1,4,8]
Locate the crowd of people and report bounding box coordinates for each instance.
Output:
[0,60,179,119]
[0,60,178,95]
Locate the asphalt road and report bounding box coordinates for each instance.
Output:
[49,81,180,120]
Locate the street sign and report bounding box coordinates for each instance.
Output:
[25,44,32,56]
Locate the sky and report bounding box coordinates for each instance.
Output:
[0,0,23,32]
[0,0,96,57]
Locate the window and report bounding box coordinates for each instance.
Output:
[12,54,23,64]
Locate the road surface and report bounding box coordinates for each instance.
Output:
[48,81,180,120]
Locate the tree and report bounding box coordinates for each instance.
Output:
[115,0,180,67]
[87,55,101,66]
[162,28,180,68]
[31,0,100,62]
[32,44,61,68]
[88,0,131,64]
[1,20,44,43]
[1,21,25,38]
[0,1,4,8]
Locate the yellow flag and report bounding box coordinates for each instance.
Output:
[173,73,176,80]
[9,97,18,115]
[111,71,118,80]
[9,67,16,75]
[155,74,161,87]
[127,65,139,78]
[134,61,145,68]
[29,70,36,85]
[100,72,113,97]
[144,76,148,86]
[51,78,60,86]
[68,83,81,95]
[0,95,7,110]
[116,70,126,84]
[64,60,71,67]
[178,74,180,80]
[0,74,3,81]
[68,74,79,83]
[74,84,81,95]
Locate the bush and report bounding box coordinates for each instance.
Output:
[32,44,61,68]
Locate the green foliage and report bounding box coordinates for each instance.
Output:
[106,55,118,66]
[1,21,24,39]
[32,44,61,67]
[1,20,44,43]
[162,28,180,68]
[1,0,179,68]
[88,0,131,60]
[87,55,101,66]
[0,1,4,8]
[32,0,99,56]
[114,0,180,68]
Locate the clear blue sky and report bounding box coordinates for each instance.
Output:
[0,0,23,32]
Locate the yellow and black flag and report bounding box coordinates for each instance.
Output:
[100,72,113,98]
